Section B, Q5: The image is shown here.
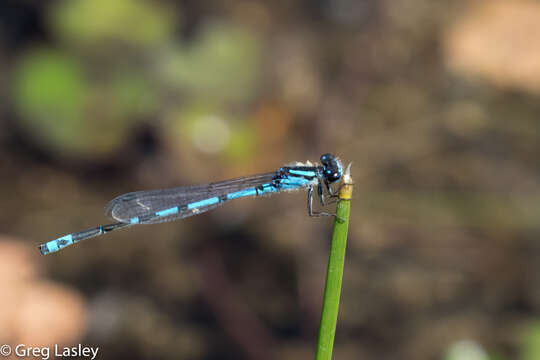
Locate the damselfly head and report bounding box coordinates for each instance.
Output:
[320,153,343,183]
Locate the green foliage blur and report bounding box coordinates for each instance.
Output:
[12,0,260,158]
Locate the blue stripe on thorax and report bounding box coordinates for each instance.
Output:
[275,176,312,191]
[280,176,310,183]
[187,197,219,210]
[288,169,317,177]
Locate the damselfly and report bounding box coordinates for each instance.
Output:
[39,153,345,255]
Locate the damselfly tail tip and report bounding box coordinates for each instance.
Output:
[38,244,50,255]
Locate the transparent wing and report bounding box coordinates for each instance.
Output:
[105,172,278,224]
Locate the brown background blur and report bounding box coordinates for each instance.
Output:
[1,1,540,359]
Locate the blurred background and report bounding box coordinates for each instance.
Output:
[1,0,540,359]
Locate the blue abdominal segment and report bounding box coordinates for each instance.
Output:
[40,234,73,255]
[156,206,179,216]
[259,183,278,194]
[227,188,258,200]
[40,222,130,255]
[187,197,219,210]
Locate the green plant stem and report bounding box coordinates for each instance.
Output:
[315,178,353,360]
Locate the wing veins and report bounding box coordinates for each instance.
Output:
[105,172,277,222]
